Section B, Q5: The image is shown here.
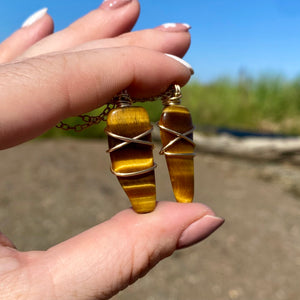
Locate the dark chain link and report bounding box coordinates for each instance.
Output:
[56,85,179,132]
[132,85,178,103]
[55,103,116,132]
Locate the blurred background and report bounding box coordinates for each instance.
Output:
[0,1,300,300]
[1,0,300,135]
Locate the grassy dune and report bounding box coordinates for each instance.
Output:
[182,75,300,135]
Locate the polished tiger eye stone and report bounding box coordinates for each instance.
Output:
[159,105,194,203]
[106,106,156,213]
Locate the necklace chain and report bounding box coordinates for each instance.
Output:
[56,85,180,132]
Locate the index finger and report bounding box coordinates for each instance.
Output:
[0,47,193,149]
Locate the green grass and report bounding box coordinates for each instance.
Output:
[182,74,300,135]
[42,74,300,139]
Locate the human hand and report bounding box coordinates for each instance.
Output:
[0,0,192,149]
[0,1,224,299]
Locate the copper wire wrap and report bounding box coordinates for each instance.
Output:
[105,122,157,178]
[157,123,196,157]
[158,84,195,157]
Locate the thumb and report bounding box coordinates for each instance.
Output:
[32,202,224,300]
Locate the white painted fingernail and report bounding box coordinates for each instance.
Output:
[163,23,191,30]
[22,8,48,28]
[156,23,191,32]
[182,23,192,29]
[165,54,194,75]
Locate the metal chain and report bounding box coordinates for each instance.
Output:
[55,103,116,132]
[132,85,178,103]
[55,85,179,132]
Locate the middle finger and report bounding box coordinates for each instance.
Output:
[70,26,191,58]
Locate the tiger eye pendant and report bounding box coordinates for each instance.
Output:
[105,92,156,213]
[158,85,195,203]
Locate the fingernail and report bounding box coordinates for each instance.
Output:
[165,53,194,75]
[100,0,132,10]
[156,23,191,32]
[22,8,48,28]
[177,215,225,249]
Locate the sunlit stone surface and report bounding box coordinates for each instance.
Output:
[159,105,194,203]
[106,106,156,213]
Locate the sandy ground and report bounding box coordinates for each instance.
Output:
[0,139,299,300]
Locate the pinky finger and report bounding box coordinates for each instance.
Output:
[0,8,54,63]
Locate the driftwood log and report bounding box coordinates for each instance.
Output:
[193,133,300,163]
[152,126,300,163]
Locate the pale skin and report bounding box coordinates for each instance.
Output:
[0,1,224,299]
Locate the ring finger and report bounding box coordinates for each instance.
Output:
[19,0,140,59]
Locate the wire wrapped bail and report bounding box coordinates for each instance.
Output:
[112,90,132,108]
[161,84,182,106]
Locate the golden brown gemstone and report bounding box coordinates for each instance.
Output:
[159,105,194,203]
[106,106,156,213]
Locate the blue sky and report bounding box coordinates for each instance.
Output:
[0,0,300,82]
